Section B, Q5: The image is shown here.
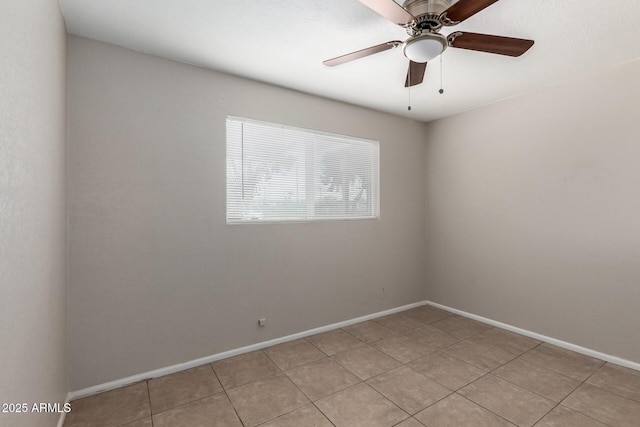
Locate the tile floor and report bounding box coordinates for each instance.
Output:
[63,305,640,426]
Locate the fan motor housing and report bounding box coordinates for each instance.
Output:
[402,0,453,32]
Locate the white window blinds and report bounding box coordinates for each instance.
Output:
[226,117,379,223]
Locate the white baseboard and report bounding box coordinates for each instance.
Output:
[56,396,70,427]
[67,300,427,401]
[425,300,640,372]
[67,299,640,402]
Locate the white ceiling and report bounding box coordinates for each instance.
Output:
[59,0,640,122]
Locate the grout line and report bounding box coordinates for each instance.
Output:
[579,365,640,404]
[259,348,285,373]
[365,381,412,419]
[225,391,246,427]
[207,363,225,392]
[148,393,209,416]
[144,380,153,427]
[302,336,330,357]
[453,392,516,426]
[310,400,337,427]
[531,400,564,426]
[532,367,603,426]
[206,363,246,426]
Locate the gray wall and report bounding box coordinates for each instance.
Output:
[424,59,640,363]
[67,36,427,390]
[0,0,68,426]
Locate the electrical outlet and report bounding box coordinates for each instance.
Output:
[258,318,267,327]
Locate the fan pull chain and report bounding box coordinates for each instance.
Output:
[407,64,412,111]
[439,55,444,94]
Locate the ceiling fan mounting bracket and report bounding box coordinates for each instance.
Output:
[403,0,452,16]
[439,12,461,26]
[447,31,463,45]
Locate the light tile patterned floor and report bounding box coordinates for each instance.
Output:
[63,305,640,426]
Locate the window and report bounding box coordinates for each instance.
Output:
[226,116,379,223]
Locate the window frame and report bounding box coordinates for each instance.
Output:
[226,116,380,224]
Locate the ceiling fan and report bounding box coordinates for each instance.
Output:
[323,0,534,87]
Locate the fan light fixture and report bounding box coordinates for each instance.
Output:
[402,33,448,63]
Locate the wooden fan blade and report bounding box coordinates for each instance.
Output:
[358,0,416,25]
[405,61,427,87]
[323,41,401,67]
[441,0,500,24]
[449,32,534,57]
